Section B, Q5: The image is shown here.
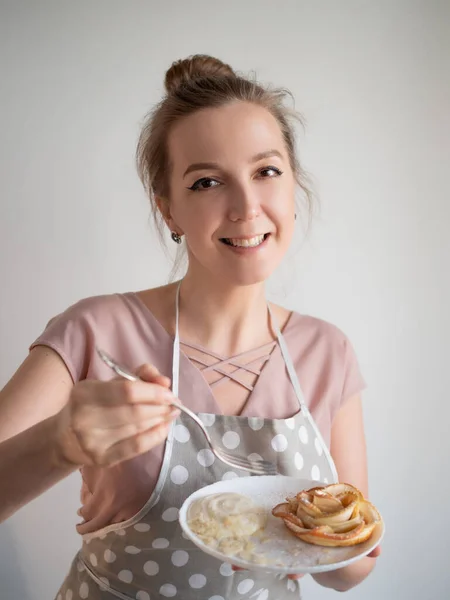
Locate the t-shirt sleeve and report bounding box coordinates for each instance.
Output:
[29,299,96,383]
[340,335,366,405]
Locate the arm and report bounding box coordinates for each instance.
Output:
[0,346,77,523]
[312,393,381,592]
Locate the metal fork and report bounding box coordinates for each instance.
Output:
[96,348,278,476]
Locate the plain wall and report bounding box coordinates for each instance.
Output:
[1,1,449,598]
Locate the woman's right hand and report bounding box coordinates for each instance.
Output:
[53,364,180,469]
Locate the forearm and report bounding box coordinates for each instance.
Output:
[312,556,376,592]
[0,415,77,523]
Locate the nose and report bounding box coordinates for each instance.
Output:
[227,181,261,222]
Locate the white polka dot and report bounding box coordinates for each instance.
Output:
[125,546,141,554]
[208,597,225,600]
[197,448,215,467]
[104,549,116,563]
[79,583,89,599]
[136,592,150,600]
[311,465,321,481]
[134,523,151,532]
[285,417,296,429]
[271,433,288,452]
[65,591,73,600]
[162,507,179,522]
[174,423,190,443]
[152,538,170,549]
[299,425,309,444]
[89,553,97,567]
[294,452,304,471]
[222,431,240,449]
[314,437,324,456]
[248,417,264,430]
[171,550,189,566]
[248,452,263,462]
[118,570,133,583]
[222,471,239,480]
[76,561,85,572]
[170,464,189,485]
[287,579,297,591]
[237,579,255,594]
[200,413,216,426]
[160,583,177,597]
[255,589,269,600]
[99,577,109,591]
[115,528,126,536]
[143,560,159,576]
[189,574,207,589]
[220,562,233,576]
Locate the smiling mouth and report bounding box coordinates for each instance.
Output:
[220,233,270,248]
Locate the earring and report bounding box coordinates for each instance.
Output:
[171,231,182,244]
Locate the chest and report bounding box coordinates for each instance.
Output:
[181,340,277,415]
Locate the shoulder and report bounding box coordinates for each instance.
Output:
[46,293,130,328]
[286,311,351,351]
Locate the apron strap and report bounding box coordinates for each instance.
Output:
[172,282,181,398]
[267,304,307,411]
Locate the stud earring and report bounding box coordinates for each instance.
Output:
[171,231,182,244]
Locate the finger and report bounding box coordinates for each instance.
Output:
[136,364,171,388]
[86,404,179,429]
[90,410,180,448]
[92,379,176,407]
[368,545,382,558]
[105,417,175,465]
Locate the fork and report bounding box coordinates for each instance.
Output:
[96,348,278,476]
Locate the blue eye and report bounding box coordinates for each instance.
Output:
[188,178,220,191]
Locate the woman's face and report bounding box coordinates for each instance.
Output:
[164,101,296,286]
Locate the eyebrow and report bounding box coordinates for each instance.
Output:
[182,149,284,178]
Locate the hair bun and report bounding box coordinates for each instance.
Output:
[164,54,235,94]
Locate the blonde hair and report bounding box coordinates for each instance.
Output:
[136,54,313,251]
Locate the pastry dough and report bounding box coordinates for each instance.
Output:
[272,483,381,547]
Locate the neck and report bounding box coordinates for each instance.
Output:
[176,271,271,356]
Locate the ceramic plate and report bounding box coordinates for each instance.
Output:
[179,475,384,575]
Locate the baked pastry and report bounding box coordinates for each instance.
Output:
[272,483,381,547]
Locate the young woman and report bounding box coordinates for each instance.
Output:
[0,55,380,600]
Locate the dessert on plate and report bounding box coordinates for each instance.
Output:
[272,483,381,547]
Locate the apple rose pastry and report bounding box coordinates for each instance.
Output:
[272,483,381,547]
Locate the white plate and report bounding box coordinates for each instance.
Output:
[179,475,384,575]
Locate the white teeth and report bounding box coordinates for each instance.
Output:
[225,235,265,248]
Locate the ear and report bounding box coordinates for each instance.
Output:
[155,196,183,235]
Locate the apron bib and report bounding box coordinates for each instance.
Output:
[55,286,338,600]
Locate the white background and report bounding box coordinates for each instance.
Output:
[1,1,449,599]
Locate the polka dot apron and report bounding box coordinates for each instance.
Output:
[55,289,338,600]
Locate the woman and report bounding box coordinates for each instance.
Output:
[0,55,380,599]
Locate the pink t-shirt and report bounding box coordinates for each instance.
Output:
[31,292,365,534]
